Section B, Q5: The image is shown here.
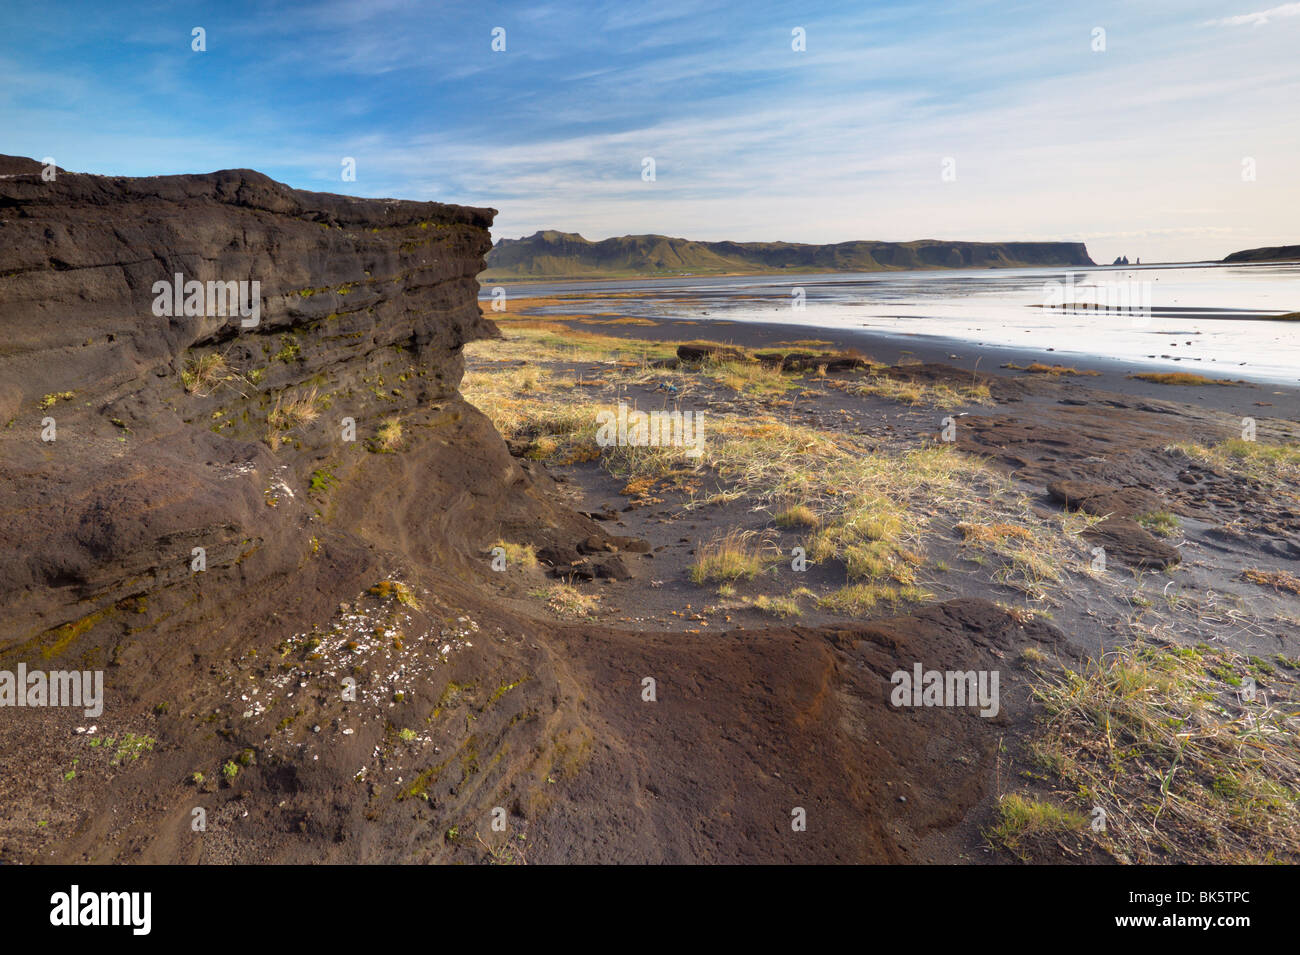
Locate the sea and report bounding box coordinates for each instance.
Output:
[483,261,1300,384]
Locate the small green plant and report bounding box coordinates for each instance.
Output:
[273,335,301,363]
[222,760,240,781]
[398,728,418,743]
[112,733,156,765]
[309,468,338,493]
[40,391,75,411]
[988,794,1086,855]
[1137,510,1181,537]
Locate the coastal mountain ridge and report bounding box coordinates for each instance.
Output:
[482,229,1096,278]
[1222,244,1300,264]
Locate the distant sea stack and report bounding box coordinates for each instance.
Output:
[1223,245,1300,264]
[483,230,1095,279]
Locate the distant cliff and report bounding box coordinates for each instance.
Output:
[483,230,1095,279]
[1223,245,1300,264]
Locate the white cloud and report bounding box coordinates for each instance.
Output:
[1204,2,1300,26]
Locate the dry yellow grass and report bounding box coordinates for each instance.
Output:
[374,416,403,451]
[1002,362,1101,377]
[1024,640,1300,863]
[690,530,768,584]
[1243,568,1300,596]
[1129,372,1239,386]
[266,387,321,448]
[956,522,1035,544]
[182,352,228,394]
[531,583,600,617]
[832,372,994,407]
[463,321,1082,604]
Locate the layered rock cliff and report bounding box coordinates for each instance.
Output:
[0,157,629,861]
[0,158,1057,863]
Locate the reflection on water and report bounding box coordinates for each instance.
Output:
[486,262,1300,383]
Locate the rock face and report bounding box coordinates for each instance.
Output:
[1,155,592,644]
[0,157,624,861]
[0,158,1060,864]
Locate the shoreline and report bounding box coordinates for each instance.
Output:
[476,258,1281,288]
[503,308,1300,420]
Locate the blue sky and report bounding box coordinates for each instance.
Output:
[3,0,1298,262]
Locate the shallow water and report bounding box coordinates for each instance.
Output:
[485,262,1300,384]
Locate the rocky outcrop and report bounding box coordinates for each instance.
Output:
[1,155,614,644]
[0,157,632,861]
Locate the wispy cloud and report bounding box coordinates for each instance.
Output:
[1204,2,1300,26]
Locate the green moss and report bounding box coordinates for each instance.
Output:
[309,468,338,494]
[273,336,301,363]
[489,677,528,705]
[17,602,120,661]
[39,391,75,411]
[431,680,475,719]
[397,756,451,801]
[1137,510,1181,538]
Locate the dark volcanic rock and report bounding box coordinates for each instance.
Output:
[0,158,629,862]
[1046,480,1163,518]
[676,343,747,364]
[754,351,872,373]
[1082,519,1181,571]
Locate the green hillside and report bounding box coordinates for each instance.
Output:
[482,230,1095,279]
